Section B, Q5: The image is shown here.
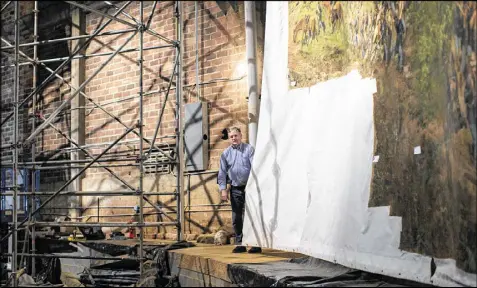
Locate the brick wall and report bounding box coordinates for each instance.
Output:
[80,1,265,237]
[1,1,266,235]
[1,1,34,164]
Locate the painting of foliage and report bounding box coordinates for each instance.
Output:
[288,1,476,274]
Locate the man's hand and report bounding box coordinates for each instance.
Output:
[221,189,229,202]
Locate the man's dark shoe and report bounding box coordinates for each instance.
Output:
[232,246,247,253]
[248,246,262,254]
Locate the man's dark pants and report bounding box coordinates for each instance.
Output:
[230,185,246,245]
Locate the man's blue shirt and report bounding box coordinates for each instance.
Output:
[218,142,255,190]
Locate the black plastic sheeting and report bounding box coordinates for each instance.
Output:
[137,240,195,287]
[35,238,78,254]
[81,240,194,287]
[90,259,140,271]
[228,256,435,287]
[80,241,136,257]
[26,257,62,285]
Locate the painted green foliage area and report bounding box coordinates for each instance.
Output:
[289,1,476,273]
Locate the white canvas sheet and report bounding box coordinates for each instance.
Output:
[242,2,476,287]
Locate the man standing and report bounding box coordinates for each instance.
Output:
[218,127,262,253]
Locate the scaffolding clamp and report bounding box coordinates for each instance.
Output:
[138,23,146,33]
[34,111,44,120]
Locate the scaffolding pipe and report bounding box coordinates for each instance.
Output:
[0,28,137,50]
[38,44,173,62]
[73,208,233,221]
[26,221,176,228]
[244,1,259,148]
[31,0,39,277]
[41,116,137,193]
[51,136,175,150]
[2,44,174,161]
[1,2,185,276]
[0,1,133,129]
[2,33,175,163]
[139,1,145,276]
[187,174,191,233]
[2,253,139,261]
[5,191,178,196]
[24,30,138,145]
[195,0,200,101]
[145,1,158,29]
[0,43,173,68]
[65,1,174,44]
[34,203,221,210]
[142,76,245,97]
[0,126,135,244]
[185,169,218,175]
[104,1,140,25]
[147,51,179,158]
[3,157,148,166]
[1,1,11,12]
[175,0,185,242]
[142,195,175,221]
[9,163,175,169]
[12,2,19,285]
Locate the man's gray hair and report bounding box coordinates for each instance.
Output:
[229,126,241,133]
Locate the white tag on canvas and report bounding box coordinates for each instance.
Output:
[373,155,380,163]
[414,146,421,155]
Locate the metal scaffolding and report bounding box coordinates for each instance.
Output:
[0,1,185,285]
